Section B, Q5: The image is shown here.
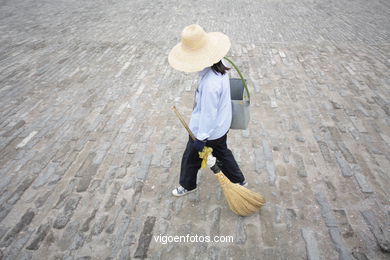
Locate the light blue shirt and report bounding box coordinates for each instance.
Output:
[189,63,232,141]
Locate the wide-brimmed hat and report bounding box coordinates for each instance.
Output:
[168,24,231,73]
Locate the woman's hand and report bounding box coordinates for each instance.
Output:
[207,154,216,168]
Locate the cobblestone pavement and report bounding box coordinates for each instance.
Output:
[1,0,389,259]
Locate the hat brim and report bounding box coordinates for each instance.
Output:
[168,32,231,73]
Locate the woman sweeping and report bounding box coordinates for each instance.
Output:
[168,24,248,196]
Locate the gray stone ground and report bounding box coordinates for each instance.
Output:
[0,0,389,259]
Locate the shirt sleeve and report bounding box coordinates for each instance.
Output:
[196,81,220,141]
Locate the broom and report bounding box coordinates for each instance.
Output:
[172,106,265,216]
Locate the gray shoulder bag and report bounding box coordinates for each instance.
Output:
[223,57,251,130]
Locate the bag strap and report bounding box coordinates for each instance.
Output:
[223,57,250,102]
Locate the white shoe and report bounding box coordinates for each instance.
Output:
[239,180,249,187]
[172,186,197,197]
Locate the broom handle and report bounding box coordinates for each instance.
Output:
[172,106,197,141]
[172,106,222,174]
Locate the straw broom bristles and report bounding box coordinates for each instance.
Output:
[173,106,266,216]
[214,171,265,216]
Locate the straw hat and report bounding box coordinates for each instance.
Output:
[168,24,231,73]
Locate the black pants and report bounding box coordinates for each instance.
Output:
[179,131,245,190]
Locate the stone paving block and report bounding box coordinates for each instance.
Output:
[57,220,85,251]
[336,141,356,164]
[315,192,353,259]
[335,151,354,177]
[108,215,131,258]
[329,228,353,260]
[254,148,265,173]
[349,116,368,133]
[262,139,273,161]
[150,144,165,167]
[26,221,51,250]
[32,162,59,189]
[0,208,35,248]
[53,179,78,210]
[5,174,35,207]
[301,228,321,260]
[2,227,34,260]
[91,214,108,236]
[135,155,153,182]
[292,152,308,177]
[352,247,370,260]
[134,216,156,258]
[317,140,333,163]
[333,209,354,239]
[361,210,390,253]
[16,131,38,148]
[53,195,81,229]
[352,164,373,194]
[80,208,97,232]
[76,164,99,192]
[209,207,221,238]
[234,216,247,245]
[124,181,144,215]
[265,160,277,185]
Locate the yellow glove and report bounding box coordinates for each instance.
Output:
[198,146,213,168]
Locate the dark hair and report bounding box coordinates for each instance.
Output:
[211,60,230,75]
